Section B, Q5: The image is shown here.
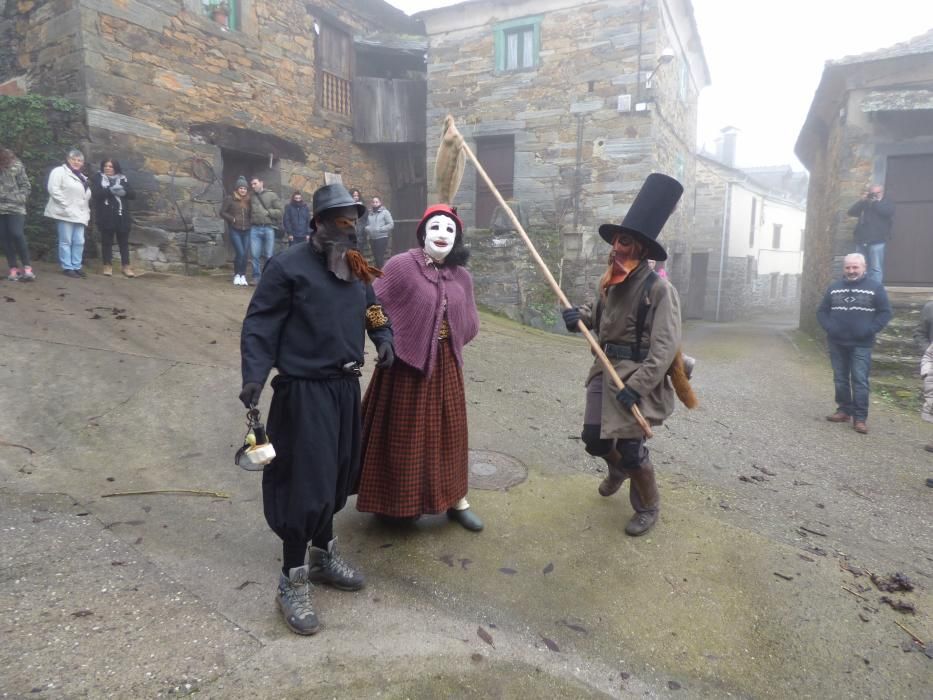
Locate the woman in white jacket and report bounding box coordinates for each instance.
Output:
[44,149,91,278]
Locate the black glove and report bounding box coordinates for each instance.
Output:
[615,386,641,411]
[239,382,263,408]
[376,342,395,369]
[562,306,582,332]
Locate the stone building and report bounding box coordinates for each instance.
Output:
[694,152,806,322]
[1,0,427,271]
[417,0,709,320]
[795,28,933,332]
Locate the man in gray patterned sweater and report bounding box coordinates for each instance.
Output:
[817,253,892,434]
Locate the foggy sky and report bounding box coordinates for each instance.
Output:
[387,0,933,171]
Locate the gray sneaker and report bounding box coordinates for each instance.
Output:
[307,538,365,591]
[276,565,320,635]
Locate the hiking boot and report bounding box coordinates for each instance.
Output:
[7,267,20,281]
[598,449,630,497]
[599,473,627,497]
[826,411,851,423]
[21,266,35,281]
[853,421,868,434]
[101,265,113,276]
[307,538,365,591]
[276,565,320,635]
[75,268,87,278]
[447,506,484,531]
[625,462,660,537]
[122,266,136,278]
[63,269,79,278]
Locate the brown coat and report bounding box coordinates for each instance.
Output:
[581,262,682,439]
[221,192,251,231]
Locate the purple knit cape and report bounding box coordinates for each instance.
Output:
[373,249,480,377]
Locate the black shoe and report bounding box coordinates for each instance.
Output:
[75,268,87,278]
[447,507,484,532]
[63,269,79,278]
[926,477,933,488]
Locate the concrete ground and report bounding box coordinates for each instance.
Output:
[1,263,930,699]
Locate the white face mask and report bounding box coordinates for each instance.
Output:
[423,214,457,262]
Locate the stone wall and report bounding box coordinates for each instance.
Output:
[799,52,933,331]
[423,0,702,315]
[0,0,86,98]
[710,256,800,322]
[8,0,414,271]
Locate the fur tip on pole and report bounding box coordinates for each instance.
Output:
[435,115,466,204]
[669,350,698,409]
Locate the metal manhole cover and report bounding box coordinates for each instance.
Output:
[468,449,527,491]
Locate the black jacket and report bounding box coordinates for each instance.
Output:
[91,173,134,234]
[847,197,895,243]
[817,275,892,347]
[283,201,311,239]
[241,243,393,385]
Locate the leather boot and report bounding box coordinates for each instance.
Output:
[598,448,630,497]
[625,461,659,537]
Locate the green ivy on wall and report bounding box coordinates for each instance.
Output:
[0,95,86,257]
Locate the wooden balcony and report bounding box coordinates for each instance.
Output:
[353,78,426,144]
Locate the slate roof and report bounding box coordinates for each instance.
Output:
[831,27,933,65]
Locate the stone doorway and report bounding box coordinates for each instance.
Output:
[219,150,277,265]
[221,149,274,198]
[885,153,933,285]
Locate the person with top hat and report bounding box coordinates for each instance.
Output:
[561,173,684,537]
[239,183,395,636]
[356,204,483,531]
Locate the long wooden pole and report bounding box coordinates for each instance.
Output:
[454,127,653,438]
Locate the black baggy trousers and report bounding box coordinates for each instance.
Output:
[262,374,361,545]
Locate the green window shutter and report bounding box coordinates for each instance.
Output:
[494,27,504,72]
[493,15,542,72]
[532,21,541,67]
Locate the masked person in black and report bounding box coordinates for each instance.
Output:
[240,183,395,636]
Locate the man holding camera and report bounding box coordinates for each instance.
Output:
[847,184,895,284]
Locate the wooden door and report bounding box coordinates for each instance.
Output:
[885,154,933,285]
[475,135,514,228]
[686,252,709,319]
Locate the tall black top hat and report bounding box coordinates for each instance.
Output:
[598,173,684,262]
[309,183,366,231]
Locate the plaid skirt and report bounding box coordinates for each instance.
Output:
[357,339,469,517]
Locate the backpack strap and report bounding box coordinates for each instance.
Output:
[633,271,659,362]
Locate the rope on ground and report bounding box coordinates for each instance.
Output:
[101,489,229,499]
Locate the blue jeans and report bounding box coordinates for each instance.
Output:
[855,242,885,284]
[828,342,872,421]
[57,220,86,270]
[229,228,250,275]
[249,225,275,279]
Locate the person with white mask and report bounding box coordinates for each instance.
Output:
[357,204,484,532]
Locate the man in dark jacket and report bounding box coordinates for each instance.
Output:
[240,183,395,636]
[283,191,310,246]
[847,184,894,284]
[817,253,893,434]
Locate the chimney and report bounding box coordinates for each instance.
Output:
[717,126,739,167]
